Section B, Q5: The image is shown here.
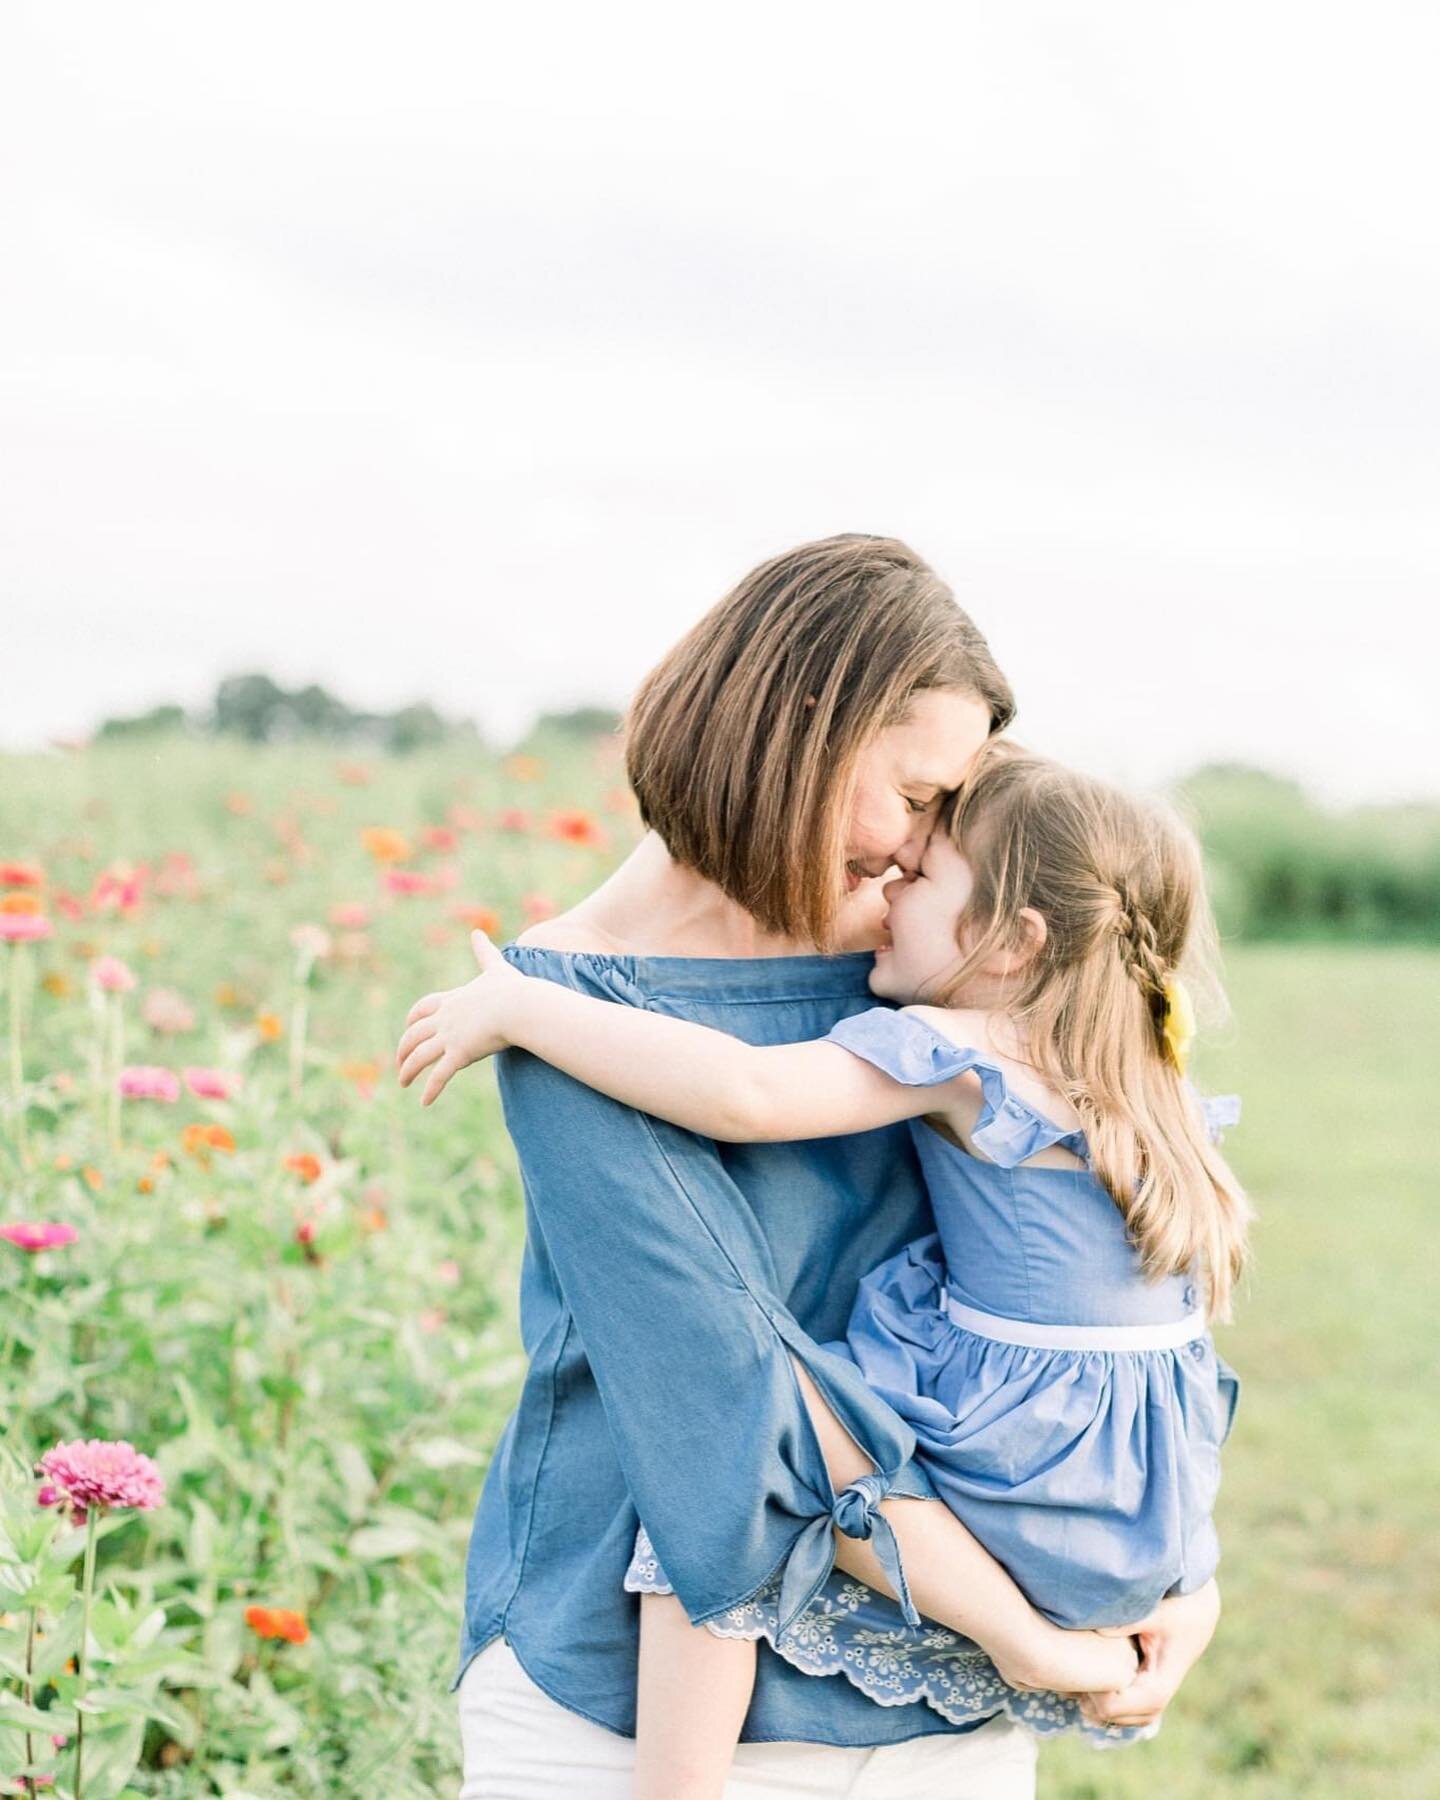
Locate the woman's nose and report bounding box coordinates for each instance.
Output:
[892,817,935,875]
[881,872,910,904]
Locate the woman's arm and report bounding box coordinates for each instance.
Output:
[397,929,963,1141]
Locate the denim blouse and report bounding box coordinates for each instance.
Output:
[451,944,999,1746]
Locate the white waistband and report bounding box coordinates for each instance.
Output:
[943,1286,1207,1351]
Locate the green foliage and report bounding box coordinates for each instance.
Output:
[1180,765,1440,944]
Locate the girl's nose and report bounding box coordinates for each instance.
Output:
[882,872,910,905]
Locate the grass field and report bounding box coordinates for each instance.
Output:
[1044,943,1440,1799]
[1,738,1436,1796]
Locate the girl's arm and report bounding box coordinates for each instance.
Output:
[397,929,967,1140]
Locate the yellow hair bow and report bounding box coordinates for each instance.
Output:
[1161,973,1196,1074]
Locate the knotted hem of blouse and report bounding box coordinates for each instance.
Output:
[762,1307,931,1650]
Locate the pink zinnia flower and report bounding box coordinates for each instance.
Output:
[117,1064,181,1102]
[91,954,137,992]
[0,913,53,942]
[522,892,557,924]
[289,922,332,960]
[1,1222,79,1253]
[329,901,371,929]
[436,1258,461,1286]
[184,1066,237,1101]
[384,869,431,896]
[36,1437,166,1524]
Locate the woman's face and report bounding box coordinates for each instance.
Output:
[842,688,994,893]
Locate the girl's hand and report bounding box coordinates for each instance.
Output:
[1076,1578,1221,1730]
[992,1617,1139,1699]
[394,930,528,1106]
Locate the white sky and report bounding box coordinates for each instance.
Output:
[2,3,1437,804]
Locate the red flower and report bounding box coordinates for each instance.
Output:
[245,1604,310,1644]
[546,810,607,850]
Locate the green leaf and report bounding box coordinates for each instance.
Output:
[410,1435,488,1470]
[0,1691,75,1730]
[347,1522,426,1561]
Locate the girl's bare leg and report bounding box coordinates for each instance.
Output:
[635,1591,756,1800]
[787,1355,1136,1696]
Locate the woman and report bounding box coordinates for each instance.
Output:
[407,536,1219,1797]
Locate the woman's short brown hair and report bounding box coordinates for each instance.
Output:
[624,533,1015,949]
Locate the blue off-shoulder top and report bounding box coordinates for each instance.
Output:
[626,1005,1242,1745]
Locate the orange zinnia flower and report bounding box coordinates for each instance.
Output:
[454,905,502,936]
[360,826,411,864]
[0,861,45,887]
[1,891,43,915]
[546,809,607,849]
[255,1011,284,1041]
[339,1059,380,1098]
[244,1605,310,1644]
[504,754,544,782]
[283,1153,322,1184]
[182,1122,236,1161]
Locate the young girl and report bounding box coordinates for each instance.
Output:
[399,744,1249,1790]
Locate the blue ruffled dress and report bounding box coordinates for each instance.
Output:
[625,1005,1241,1744]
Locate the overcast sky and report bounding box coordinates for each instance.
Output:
[2,3,1437,804]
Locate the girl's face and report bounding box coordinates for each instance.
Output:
[869,828,978,1002]
[841,688,993,894]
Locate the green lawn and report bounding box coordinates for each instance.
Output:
[1042,945,1440,1799]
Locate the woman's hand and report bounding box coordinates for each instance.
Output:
[394,930,528,1105]
[1075,1578,1221,1730]
[991,1616,1138,1699]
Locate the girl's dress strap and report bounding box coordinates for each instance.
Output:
[824,1006,1092,1169]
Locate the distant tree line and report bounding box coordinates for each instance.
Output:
[1178,764,1440,944]
[94,675,622,757]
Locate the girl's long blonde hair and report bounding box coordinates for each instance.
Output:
[937,744,1252,1320]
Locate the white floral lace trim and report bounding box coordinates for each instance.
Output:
[623,1525,1153,1749]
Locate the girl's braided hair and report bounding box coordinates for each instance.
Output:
[933,744,1251,1319]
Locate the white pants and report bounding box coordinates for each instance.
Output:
[456,1636,1038,1799]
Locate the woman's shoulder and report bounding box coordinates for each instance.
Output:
[512,911,628,954]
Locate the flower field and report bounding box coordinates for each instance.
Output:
[1,732,639,1797]
[1,733,1435,1797]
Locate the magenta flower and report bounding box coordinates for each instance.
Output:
[0,913,53,942]
[90,954,137,992]
[184,1065,237,1101]
[36,1438,166,1525]
[117,1064,181,1101]
[1,1221,79,1253]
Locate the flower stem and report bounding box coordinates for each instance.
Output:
[23,1605,37,1799]
[75,1506,100,1800]
[289,988,308,1105]
[8,942,32,1170]
[107,993,122,1157]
